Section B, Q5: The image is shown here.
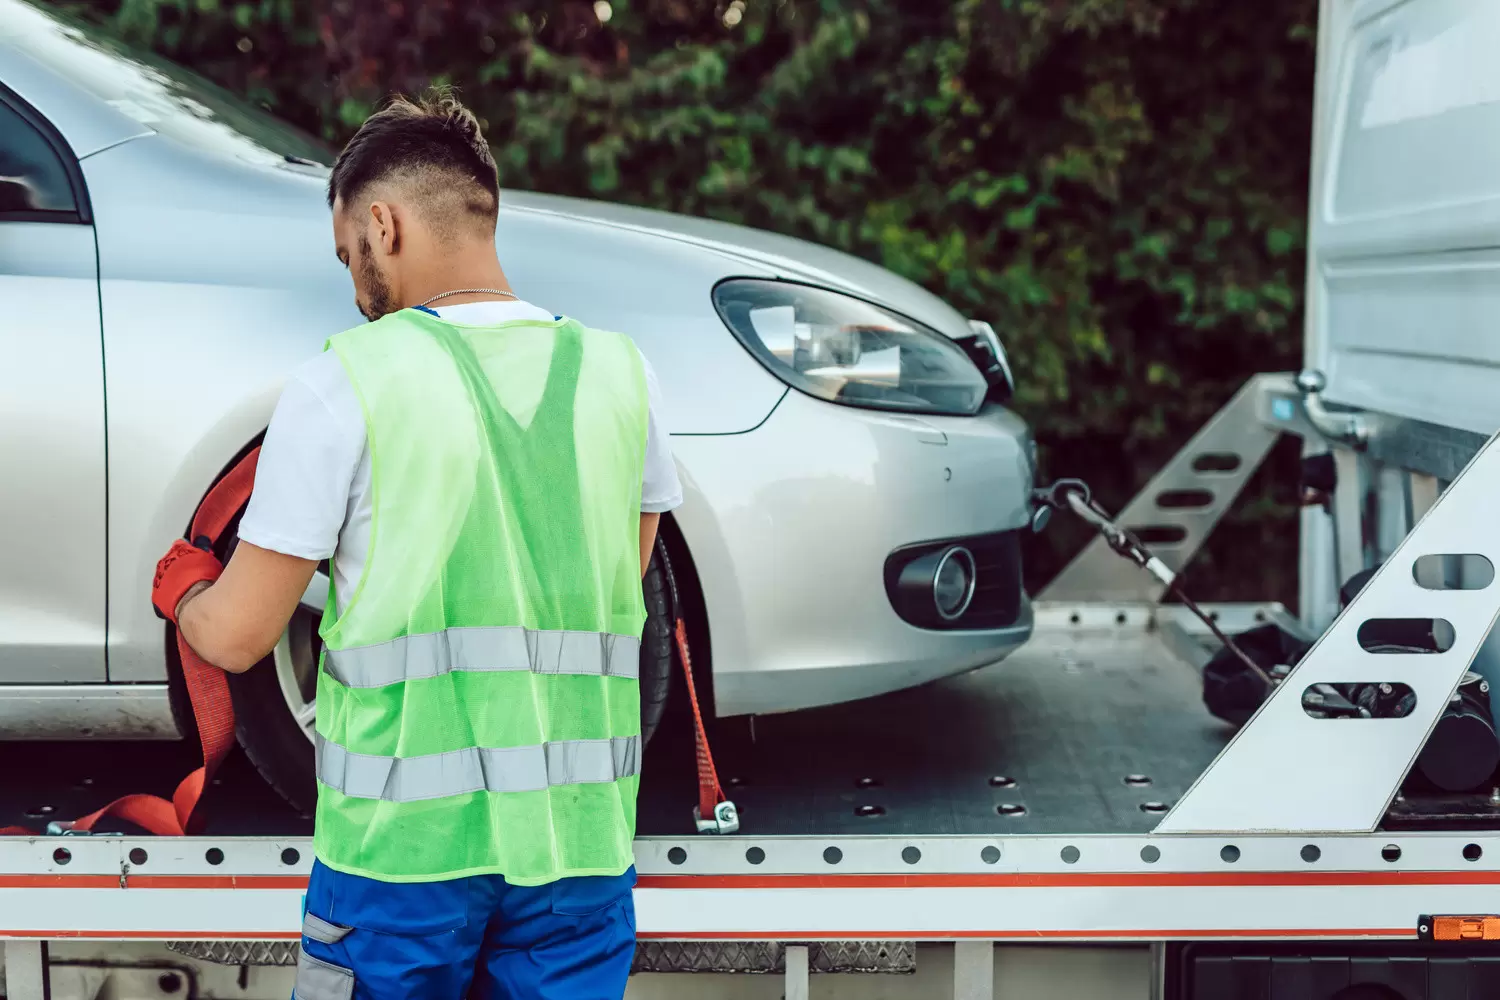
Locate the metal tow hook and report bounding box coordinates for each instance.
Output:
[44,821,121,837]
[1033,477,1272,691]
[695,801,740,835]
[1028,478,1086,534]
[1032,479,1177,589]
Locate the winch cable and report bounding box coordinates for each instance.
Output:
[1039,480,1274,692]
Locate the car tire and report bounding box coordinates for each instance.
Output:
[199,529,677,816]
[1330,986,1403,1000]
[639,552,675,747]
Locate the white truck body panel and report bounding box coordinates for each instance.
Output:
[1312,0,1500,436]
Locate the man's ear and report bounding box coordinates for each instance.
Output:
[369,201,399,255]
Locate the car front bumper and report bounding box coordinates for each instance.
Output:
[670,391,1036,718]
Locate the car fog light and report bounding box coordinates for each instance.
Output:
[933,546,976,621]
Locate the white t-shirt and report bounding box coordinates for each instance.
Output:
[238,300,683,611]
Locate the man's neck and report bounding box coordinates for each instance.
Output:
[402,255,514,310]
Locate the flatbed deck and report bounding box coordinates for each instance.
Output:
[639,614,1231,838]
[0,606,1237,840]
[4,607,1500,955]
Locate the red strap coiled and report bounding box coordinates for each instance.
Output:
[2,448,260,837]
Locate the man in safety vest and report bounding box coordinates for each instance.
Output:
[149,91,683,998]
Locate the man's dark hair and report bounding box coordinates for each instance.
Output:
[327,89,499,227]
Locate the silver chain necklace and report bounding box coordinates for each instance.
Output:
[418,287,518,308]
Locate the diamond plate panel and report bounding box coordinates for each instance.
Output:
[633,941,783,974]
[168,938,916,973]
[167,940,300,966]
[811,941,915,973]
[632,941,914,974]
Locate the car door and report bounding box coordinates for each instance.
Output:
[0,84,106,682]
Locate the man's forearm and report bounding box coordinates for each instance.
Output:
[173,541,319,674]
[177,582,274,674]
[640,512,662,579]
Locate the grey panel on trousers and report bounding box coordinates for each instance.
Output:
[293,950,354,1000]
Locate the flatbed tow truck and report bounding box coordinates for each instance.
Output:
[3,376,1496,1000]
[7,0,1500,996]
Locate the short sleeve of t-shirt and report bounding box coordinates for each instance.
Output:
[237,350,364,561]
[639,352,684,513]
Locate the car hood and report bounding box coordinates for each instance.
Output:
[499,191,976,340]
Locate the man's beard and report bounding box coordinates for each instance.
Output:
[357,233,394,321]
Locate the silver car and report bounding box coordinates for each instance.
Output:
[0,0,1035,811]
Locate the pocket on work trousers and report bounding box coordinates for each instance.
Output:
[294,912,355,1000]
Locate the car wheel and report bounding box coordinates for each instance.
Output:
[217,538,677,815]
[639,549,675,746]
[1330,986,1404,1000]
[222,554,325,815]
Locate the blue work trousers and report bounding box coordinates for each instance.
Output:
[294,859,636,1000]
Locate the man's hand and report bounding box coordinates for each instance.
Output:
[172,542,320,674]
[152,539,223,623]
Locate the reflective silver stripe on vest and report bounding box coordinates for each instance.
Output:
[323,627,641,689]
[315,734,641,802]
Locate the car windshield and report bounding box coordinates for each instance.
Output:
[3,0,333,168]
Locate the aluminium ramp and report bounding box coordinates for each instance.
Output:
[1159,430,1500,834]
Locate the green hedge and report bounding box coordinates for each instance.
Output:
[56,0,1316,602]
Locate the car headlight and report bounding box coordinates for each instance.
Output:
[959,319,1015,403]
[712,279,988,417]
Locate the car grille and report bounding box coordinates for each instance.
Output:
[883,530,1024,631]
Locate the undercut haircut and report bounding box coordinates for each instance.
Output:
[327,89,499,231]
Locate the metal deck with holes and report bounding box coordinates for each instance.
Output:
[2,605,1500,953]
[635,604,1239,838]
[0,604,1238,842]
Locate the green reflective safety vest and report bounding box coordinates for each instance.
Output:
[312,308,649,885]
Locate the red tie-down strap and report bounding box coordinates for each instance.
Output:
[0,449,260,838]
[674,618,737,832]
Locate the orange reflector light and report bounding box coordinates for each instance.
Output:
[1431,916,1500,941]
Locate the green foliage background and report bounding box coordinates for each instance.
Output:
[52,0,1317,602]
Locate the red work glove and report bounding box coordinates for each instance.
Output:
[153,538,223,623]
